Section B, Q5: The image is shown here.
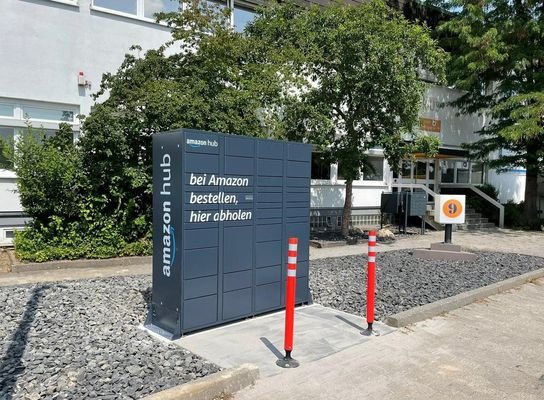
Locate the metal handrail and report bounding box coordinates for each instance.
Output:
[440,183,504,228]
[390,183,438,201]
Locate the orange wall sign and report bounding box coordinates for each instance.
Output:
[419,118,441,133]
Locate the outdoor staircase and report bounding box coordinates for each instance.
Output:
[456,208,498,231]
[423,207,498,231]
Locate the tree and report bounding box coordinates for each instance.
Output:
[12,2,296,261]
[438,0,544,225]
[248,0,447,236]
[80,1,293,240]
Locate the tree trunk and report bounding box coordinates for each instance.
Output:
[341,178,353,237]
[523,143,539,225]
[523,164,539,226]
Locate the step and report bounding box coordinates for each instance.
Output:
[457,222,497,231]
[464,212,482,219]
[464,217,489,224]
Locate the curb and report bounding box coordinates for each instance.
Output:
[384,268,544,328]
[142,364,259,400]
[12,256,152,273]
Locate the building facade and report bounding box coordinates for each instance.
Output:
[0,0,531,243]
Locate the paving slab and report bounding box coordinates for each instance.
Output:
[170,304,394,378]
[234,278,544,400]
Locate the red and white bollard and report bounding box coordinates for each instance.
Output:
[362,230,379,336]
[277,237,300,368]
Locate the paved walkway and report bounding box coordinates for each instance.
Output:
[310,229,544,259]
[235,277,544,400]
[1,229,542,286]
[0,263,151,287]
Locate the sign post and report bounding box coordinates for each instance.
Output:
[415,194,476,260]
[434,195,466,244]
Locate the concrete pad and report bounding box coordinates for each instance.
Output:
[430,242,462,252]
[413,248,477,261]
[174,304,395,378]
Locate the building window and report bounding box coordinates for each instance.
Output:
[0,104,14,118]
[441,160,455,183]
[0,127,15,170]
[471,162,485,184]
[456,161,470,183]
[233,2,257,32]
[94,0,138,15]
[23,106,74,122]
[144,0,181,18]
[311,152,331,180]
[414,161,426,180]
[401,160,412,179]
[363,157,384,181]
[94,0,184,18]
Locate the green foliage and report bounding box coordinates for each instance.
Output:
[251,0,447,171]
[248,0,447,234]
[11,124,152,262]
[0,134,13,170]
[465,183,499,222]
[12,124,84,223]
[13,2,291,261]
[77,1,292,246]
[12,1,448,256]
[438,0,544,223]
[15,222,152,263]
[504,200,526,229]
[413,135,440,159]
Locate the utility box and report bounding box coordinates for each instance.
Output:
[381,192,427,216]
[408,192,427,216]
[381,192,404,214]
[146,129,311,339]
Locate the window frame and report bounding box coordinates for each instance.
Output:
[48,0,79,7]
[362,156,385,182]
[90,0,258,30]
[22,106,75,123]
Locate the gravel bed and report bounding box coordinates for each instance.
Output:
[0,276,220,400]
[310,250,544,320]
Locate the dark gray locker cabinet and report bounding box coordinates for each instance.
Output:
[146,129,311,339]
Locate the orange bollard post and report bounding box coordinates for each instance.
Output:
[277,237,299,368]
[362,231,379,336]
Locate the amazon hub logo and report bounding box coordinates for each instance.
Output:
[160,153,176,277]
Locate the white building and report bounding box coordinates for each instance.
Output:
[0,0,529,244]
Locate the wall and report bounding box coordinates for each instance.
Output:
[0,173,19,212]
[0,0,172,116]
[488,169,526,204]
[0,0,174,223]
[311,181,388,209]
[419,85,485,148]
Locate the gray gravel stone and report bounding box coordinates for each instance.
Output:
[310,250,544,320]
[0,276,220,399]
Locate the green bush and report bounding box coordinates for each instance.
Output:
[465,183,500,222]
[15,221,152,263]
[504,200,526,228]
[503,201,544,230]
[12,125,153,262]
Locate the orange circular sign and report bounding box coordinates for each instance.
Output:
[442,199,463,219]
